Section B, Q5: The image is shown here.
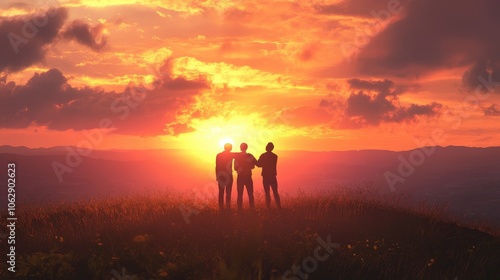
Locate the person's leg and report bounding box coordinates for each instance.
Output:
[270,176,281,208]
[226,176,233,209]
[247,176,255,209]
[236,176,243,209]
[263,177,271,209]
[218,181,225,210]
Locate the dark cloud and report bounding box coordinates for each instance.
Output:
[319,99,336,108]
[347,78,394,94]
[484,104,500,116]
[344,91,396,125]
[343,79,442,127]
[388,103,442,123]
[0,63,209,136]
[276,79,441,129]
[462,60,500,92]
[354,0,500,91]
[62,20,107,51]
[0,7,111,73]
[0,7,67,72]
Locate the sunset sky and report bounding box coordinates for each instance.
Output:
[1,0,499,155]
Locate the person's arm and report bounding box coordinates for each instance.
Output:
[251,154,257,169]
[215,154,219,178]
[255,154,262,167]
[275,154,278,175]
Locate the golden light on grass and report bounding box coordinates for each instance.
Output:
[10,192,500,278]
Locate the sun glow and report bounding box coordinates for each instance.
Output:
[164,113,287,165]
[219,137,234,149]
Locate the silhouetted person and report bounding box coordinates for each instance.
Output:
[234,143,257,209]
[216,143,234,210]
[256,142,281,209]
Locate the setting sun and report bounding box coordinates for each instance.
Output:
[164,113,286,165]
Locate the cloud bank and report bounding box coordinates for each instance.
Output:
[0,62,208,136]
[0,7,108,73]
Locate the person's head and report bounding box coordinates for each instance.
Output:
[224,143,232,152]
[266,142,274,152]
[240,143,248,152]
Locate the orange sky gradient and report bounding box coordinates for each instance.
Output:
[1,0,499,155]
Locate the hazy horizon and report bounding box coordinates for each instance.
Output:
[3,143,500,152]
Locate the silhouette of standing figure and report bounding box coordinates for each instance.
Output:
[216,143,234,210]
[234,143,257,209]
[256,142,281,209]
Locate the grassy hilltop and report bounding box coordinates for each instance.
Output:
[1,190,499,280]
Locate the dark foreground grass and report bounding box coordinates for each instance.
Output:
[1,190,499,280]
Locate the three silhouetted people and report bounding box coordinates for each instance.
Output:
[256,142,281,209]
[215,141,281,210]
